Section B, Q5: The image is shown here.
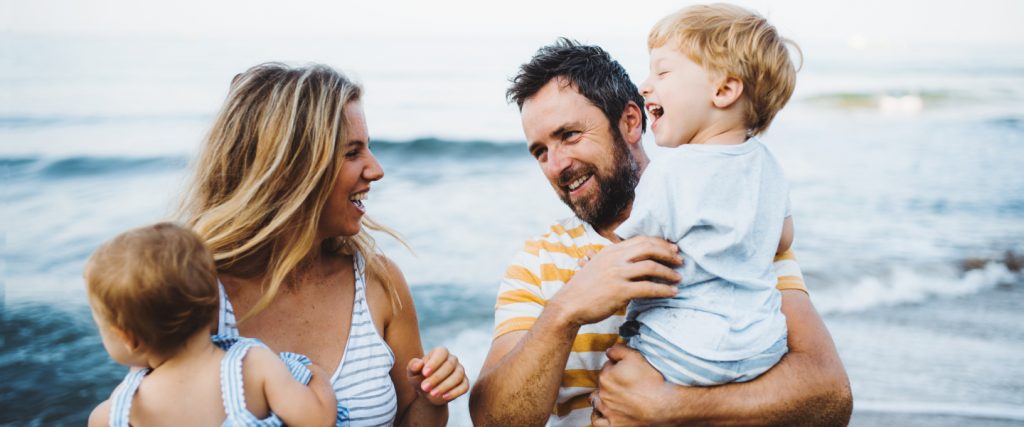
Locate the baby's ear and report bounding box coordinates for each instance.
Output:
[113,326,142,353]
[712,76,744,109]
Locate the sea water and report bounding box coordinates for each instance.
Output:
[2,34,1023,425]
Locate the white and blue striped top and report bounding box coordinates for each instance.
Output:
[107,338,301,427]
[218,252,399,426]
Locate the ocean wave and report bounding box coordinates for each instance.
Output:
[0,113,212,129]
[815,261,1021,315]
[3,155,189,180]
[856,400,1024,420]
[372,138,525,159]
[1,138,525,180]
[799,90,964,112]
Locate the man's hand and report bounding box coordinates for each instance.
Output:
[591,291,853,427]
[549,236,682,326]
[590,344,675,427]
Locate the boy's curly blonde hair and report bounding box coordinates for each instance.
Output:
[649,3,801,136]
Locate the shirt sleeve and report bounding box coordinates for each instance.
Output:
[493,244,547,339]
[773,249,807,294]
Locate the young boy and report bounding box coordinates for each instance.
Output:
[85,223,338,426]
[615,3,800,386]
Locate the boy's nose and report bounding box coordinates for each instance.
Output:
[639,77,653,97]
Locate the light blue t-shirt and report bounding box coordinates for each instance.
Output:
[616,138,789,361]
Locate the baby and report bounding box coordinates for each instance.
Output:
[85,223,338,426]
[615,3,800,386]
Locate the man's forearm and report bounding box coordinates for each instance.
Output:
[661,291,852,426]
[470,304,579,426]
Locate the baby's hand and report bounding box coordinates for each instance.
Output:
[406,347,469,405]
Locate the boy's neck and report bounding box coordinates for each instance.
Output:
[688,125,749,146]
[143,329,222,370]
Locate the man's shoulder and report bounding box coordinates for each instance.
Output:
[511,216,601,258]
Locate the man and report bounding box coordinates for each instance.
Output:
[469,38,852,426]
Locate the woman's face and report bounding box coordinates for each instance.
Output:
[319,100,384,239]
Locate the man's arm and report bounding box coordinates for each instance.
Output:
[469,237,683,426]
[593,290,852,426]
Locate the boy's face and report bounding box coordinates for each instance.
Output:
[89,302,148,367]
[640,46,718,147]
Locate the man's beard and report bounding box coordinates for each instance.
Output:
[557,130,639,231]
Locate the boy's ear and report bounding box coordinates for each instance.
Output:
[712,76,744,109]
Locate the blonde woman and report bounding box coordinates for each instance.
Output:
[179,63,468,426]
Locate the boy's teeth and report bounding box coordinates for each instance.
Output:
[647,105,664,117]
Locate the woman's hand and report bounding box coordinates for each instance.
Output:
[406,346,469,405]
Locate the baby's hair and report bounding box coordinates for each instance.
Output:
[649,3,802,136]
[84,222,219,358]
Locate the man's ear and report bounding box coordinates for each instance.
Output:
[712,76,744,109]
[619,101,644,145]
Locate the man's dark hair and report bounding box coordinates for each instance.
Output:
[507,38,646,134]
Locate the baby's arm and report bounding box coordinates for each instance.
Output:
[777,216,794,255]
[250,347,337,427]
[87,399,111,427]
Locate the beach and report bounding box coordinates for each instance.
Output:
[2,32,1024,426]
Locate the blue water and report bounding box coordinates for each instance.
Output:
[2,34,1024,425]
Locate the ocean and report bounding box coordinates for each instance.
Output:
[1,33,1023,426]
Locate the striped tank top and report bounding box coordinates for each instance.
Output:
[218,252,398,426]
[107,338,308,427]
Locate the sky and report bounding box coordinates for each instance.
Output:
[4,0,1024,48]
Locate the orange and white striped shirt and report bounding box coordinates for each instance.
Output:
[493,216,807,426]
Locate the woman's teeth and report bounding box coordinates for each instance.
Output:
[350,192,367,208]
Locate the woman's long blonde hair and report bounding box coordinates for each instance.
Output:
[178,62,403,322]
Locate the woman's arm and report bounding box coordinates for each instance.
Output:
[375,258,466,427]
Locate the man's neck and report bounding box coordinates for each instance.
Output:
[593,202,633,242]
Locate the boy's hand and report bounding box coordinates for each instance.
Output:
[406,346,469,405]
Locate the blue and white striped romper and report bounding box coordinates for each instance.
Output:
[107,337,308,427]
[218,252,399,426]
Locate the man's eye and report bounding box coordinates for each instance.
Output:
[531,147,546,159]
[563,131,581,141]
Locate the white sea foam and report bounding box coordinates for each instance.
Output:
[814,262,1021,315]
[856,400,1024,420]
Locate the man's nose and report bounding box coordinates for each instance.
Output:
[543,146,572,178]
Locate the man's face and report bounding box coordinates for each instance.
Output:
[520,79,639,231]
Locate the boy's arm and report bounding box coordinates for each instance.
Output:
[88,399,111,427]
[254,348,338,427]
[777,216,794,254]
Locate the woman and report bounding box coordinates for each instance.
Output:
[178,63,468,425]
